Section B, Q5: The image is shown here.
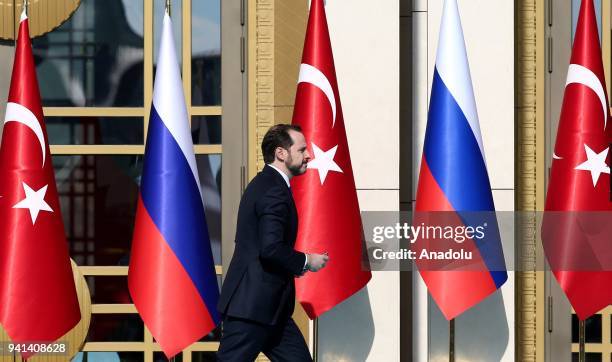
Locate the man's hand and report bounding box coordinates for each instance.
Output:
[306,253,329,272]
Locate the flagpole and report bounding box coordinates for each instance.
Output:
[579,320,586,362]
[165,0,171,17]
[12,0,15,42]
[313,318,319,361]
[15,0,28,46]
[449,318,455,362]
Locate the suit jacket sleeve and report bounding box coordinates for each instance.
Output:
[256,186,306,276]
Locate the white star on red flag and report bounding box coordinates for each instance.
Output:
[12,182,53,224]
[574,144,610,187]
[307,143,343,184]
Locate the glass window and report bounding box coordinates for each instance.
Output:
[53,154,221,266]
[572,0,602,43]
[47,117,144,145]
[572,314,602,343]
[191,352,218,361]
[571,352,602,362]
[87,314,144,342]
[192,0,221,106]
[197,154,222,265]
[33,0,144,107]
[154,352,182,361]
[38,0,229,356]
[86,276,130,304]
[154,0,183,66]
[192,116,221,144]
[54,155,141,266]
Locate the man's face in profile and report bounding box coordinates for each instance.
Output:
[285,130,311,177]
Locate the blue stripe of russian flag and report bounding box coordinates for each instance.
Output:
[140,106,220,322]
[424,68,507,287]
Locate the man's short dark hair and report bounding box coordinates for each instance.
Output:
[261,124,303,164]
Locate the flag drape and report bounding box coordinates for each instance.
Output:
[414,0,507,320]
[0,11,80,358]
[292,0,371,319]
[542,0,612,320]
[128,12,220,358]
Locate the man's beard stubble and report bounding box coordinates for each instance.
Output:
[287,157,307,177]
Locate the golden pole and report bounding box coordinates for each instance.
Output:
[12,0,16,42]
[449,319,455,362]
[313,318,318,361]
[579,320,586,362]
[165,0,171,17]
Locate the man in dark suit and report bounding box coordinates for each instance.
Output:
[217,124,329,361]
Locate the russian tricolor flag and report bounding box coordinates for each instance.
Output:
[414,0,507,320]
[128,11,220,358]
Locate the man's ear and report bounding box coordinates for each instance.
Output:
[275,146,287,162]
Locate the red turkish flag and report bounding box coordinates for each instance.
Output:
[292,0,371,319]
[542,0,612,320]
[0,13,80,354]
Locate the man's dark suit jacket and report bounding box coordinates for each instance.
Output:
[218,165,307,325]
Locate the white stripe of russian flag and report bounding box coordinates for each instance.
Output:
[434,0,486,162]
[152,13,203,198]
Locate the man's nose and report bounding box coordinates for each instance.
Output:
[304,150,312,161]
